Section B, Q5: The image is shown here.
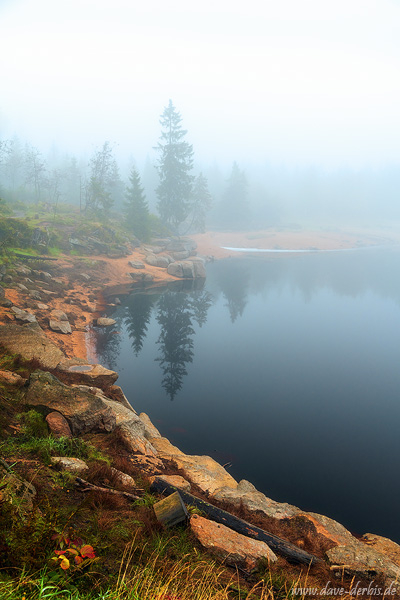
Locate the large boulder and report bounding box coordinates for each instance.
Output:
[167,260,206,279]
[102,398,157,456]
[190,515,277,570]
[213,479,300,520]
[24,371,116,436]
[149,436,237,495]
[57,360,119,389]
[0,323,64,369]
[145,254,171,268]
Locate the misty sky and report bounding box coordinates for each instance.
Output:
[1,0,400,169]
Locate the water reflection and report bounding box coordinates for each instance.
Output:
[124,293,155,355]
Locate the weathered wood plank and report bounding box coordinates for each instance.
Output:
[153,490,189,527]
[150,477,322,566]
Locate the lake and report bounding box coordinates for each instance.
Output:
[95,246,400,542]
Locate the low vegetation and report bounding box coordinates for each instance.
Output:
[0,352,326,600]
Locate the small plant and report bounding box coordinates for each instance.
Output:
[50,533,97,572]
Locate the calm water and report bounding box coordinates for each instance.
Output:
[96,247,400,542]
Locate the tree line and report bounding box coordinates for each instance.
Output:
[0,100,250,239]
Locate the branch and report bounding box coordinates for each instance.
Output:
[75,477,143,501]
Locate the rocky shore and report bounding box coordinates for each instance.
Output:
[2,231,400,594]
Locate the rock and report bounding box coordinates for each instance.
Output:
[129,454,165,474]
[190,514,277,570]
[167,260,206,279]
[57,360,119,389]
[139,412,162,439]
[145,254,170,268]
[149,437,237,495]
[96,317,116,327]
[151,475,192,492]
[51,309,69,321]
[129,272,154,283]
[36,303,49,310]
[108,385,135,411]
[110,467,136,488]
[80,273,91,281]
[49,319,72,334]
[143,245,164,255]
[16,283,29,292]
[0,323,64,369]
[45,411,72,438]
[103,399,157,456]
[170,250,190,260]
[0,465,36,512]
[24,370,117,436]
[11,307,37,323]
[40,272,52,282]
[0,299,12,308]
[326,543,400,589]
[15,266,32,276]
[28,290,42,300]
[362,533,400,567]
[129,260,145,269]
[213,480,300,519]
[3,275,13,283]
[0,370,27,387]
[51,456,89,474]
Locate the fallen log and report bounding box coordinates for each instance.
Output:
[75,477,143,501]
[150,477,322,566]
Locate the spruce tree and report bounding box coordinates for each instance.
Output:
[156,100,194,232]
[124,166,150,241]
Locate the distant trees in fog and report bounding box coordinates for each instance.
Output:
[124,166,150,241]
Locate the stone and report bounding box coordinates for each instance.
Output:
[51,456,89,474]
[28,290,42,300]
[190,515,277,570]
[108,385,135,411]
[213,480,300,519]
[51,309,69,321]
[139,412,162,439]
[129,272,155,283]
[167,260,206,279]
[40,272,53,281]
[49,319,72,334]
[25,370,117,436]
[362,533,400,567]
[110,467,136,488]
[45,411,72,438]
[16,283,29,292]
[57,360,119,389]
[326,543,400,589]
[170,250,190,260]
[145,254,170,268]
[149,437,237,495]
[96,317,116,327]
[129,454,164,474]
[36,303,49,310]
[0,370,27,387]
[103,399,157,456]
[152,475,191,492]
[0,299,12,308]
[11,307,37,323]
[0,323,65,369]
[129,260,145,269]
[0,467,36,512]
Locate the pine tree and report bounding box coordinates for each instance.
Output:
[124,166,150,241]
[86,141,119,217]
[156,100,194,232]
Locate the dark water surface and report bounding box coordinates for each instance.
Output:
[96,247,400,542]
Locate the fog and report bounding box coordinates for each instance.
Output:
[1,0,400,228]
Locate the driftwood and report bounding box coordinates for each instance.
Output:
[150,477,322,566]
[75,477,143,501]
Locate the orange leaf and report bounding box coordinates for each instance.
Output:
[75,555,84,565]
[60,557,70,570]
[80,545,96,559]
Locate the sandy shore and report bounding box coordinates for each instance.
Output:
[191,227,399,259]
